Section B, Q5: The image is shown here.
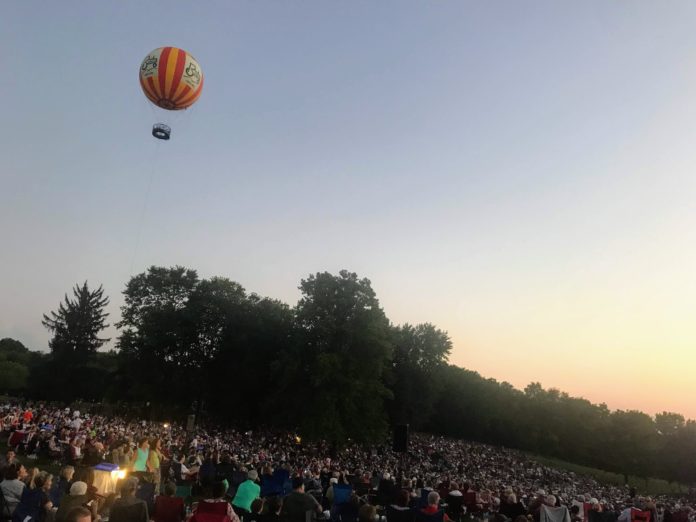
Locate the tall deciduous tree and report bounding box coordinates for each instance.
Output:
[0,338,32,365]
[389,323,452,428]
[0,338,32,393]
[0,360,29,392]
[288,270,393,443]
[116,267,288,420]
[116,266,200,403]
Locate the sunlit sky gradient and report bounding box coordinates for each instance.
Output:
[3,2,696,418]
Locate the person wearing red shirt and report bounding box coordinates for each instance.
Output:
[421,492,451,522]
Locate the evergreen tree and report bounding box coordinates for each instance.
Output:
[42,281,110,360]
[41,282,110,400]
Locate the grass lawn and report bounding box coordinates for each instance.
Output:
[530,454,689,496]
[0,437,62,477]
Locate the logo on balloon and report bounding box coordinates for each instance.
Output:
[185,62,201,84]
[141,56,158,73]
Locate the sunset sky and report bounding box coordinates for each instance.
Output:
[3,2,696,418]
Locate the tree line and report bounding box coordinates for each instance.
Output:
[1,266,696,484]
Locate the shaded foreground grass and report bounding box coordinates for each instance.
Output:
[530,454,689,496]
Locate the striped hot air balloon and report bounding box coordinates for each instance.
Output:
[139,47,204,110]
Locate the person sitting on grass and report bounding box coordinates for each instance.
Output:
[51,465,75,507]
[420,491,450,522]
[281,477,323,522]
[55,481,91,522]
[109,476,149,522]
[0,463,26,516]
[191,480,240,522]
[12,471,54,522]
[0,450,18,475]
[65,506,93,522]
[153,481,186,522]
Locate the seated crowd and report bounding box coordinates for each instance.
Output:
[0,402,693,522]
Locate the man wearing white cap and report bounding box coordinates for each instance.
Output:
[55,482,92,522]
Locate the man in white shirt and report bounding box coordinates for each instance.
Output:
[618,504,637,522]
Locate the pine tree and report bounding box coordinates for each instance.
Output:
[42,281,110,361]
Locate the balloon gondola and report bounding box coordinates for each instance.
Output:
[152,123,171,140]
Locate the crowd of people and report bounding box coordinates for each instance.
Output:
[0,402,693,522]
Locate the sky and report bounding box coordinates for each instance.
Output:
[3,1,696,418]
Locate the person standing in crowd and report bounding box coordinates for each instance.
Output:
[198,452,218,485]
[232,470,260,515]
[82,440,104,467]
[68,438,83,466]
[248,498,265,522]
[111,441,131,469]
[259,496,283,522]
[326,477,339,506]
[171,454,190,483]
[281,477,323,522]
[149,437,165,492]
[378,472,397,506]
[132,437,151,474]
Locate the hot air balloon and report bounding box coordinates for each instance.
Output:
[139,47,204,140]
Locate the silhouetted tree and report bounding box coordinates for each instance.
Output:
[42,281,110,360]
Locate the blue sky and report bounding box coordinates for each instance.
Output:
[4,1,696,416]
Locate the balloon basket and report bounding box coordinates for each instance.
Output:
[152,123,171,140]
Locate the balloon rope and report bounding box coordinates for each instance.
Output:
[129,139,161,275]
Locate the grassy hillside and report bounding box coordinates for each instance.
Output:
[531,454,689,496]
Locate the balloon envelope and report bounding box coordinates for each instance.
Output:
[139,47,203,110]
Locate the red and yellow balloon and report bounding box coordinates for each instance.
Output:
[139,47,203,110]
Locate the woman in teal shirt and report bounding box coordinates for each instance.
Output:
[131,437,150,472]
